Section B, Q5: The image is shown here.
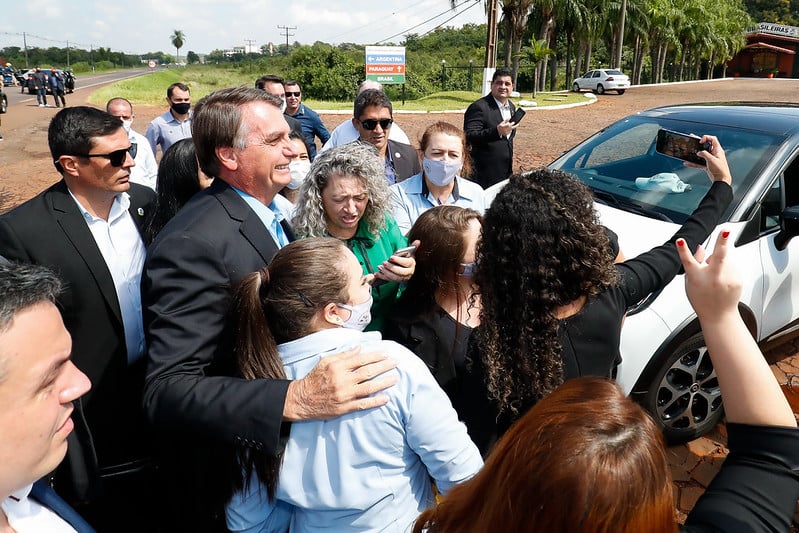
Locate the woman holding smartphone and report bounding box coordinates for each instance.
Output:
[293,142,417,331]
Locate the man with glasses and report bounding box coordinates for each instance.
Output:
[254,74,305,139]
[0,106,157,531]
[464,68,519,188]
[283,80,329,161]
[351,88,419,184]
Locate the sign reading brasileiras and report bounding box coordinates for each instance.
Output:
[365,46,406,85]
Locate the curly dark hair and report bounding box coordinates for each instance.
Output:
[477,168,619,413]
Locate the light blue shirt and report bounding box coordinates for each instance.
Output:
[144,109,192,156]
[390,172,487,234]
[226,328,483,533]
[232,188,294,248]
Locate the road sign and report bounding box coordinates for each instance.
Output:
[148,60,157,69]
[365,46,405,84]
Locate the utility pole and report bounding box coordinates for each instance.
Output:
[23,32,29,68]
[277,25,296,51]
[244,38,256,54]
[66,40,70,68]
[482,0,499,94]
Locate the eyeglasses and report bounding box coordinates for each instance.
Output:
[76,143,137,167]
[285,91,301,97]
[359,118,393,131]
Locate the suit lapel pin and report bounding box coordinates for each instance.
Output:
[137,208,144,216]
[395,152,402,159]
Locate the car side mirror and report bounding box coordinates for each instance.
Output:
[774,205,799,250]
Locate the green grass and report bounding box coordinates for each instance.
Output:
[88,66,591,110]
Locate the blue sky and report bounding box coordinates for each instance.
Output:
[1,0,485,56]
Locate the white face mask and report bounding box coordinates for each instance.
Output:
[423,158,462,187]
[122,119,133,134]
[288,159,311,190]
[336,294,373,331]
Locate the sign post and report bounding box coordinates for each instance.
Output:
[365,46,406,103]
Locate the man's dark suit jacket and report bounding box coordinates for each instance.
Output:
[387,139,421,183]
[463,94,516,188]
[142,178,293,529]
[0,180,156,500]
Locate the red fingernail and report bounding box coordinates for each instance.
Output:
[721,230,730,238]
[677,239,685,247]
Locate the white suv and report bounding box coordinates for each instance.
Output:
[486,102,799,442]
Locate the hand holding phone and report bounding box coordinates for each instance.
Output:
[510,108,526,125]
[372,245,417,288]
[656,128,712,166]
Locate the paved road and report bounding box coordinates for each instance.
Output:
[3,67,154,109]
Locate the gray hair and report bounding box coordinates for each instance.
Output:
[292,142,392,239]
[0,262,62,382]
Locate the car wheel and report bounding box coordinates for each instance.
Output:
[572,82,581,92]
[596,84,605,95]
[617,89,626,95]
[642,333,724,444]
[0,95,6,114]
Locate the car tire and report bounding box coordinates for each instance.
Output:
[572,82,581,92]
[0,95,6,114]
[617,89,626,95]
[596,84,605,95]
[641,333,724,444]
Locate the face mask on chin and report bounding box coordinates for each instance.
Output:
[423,158,462,187]
[336,295,373,331]
[171,102,191,115]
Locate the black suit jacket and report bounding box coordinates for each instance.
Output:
[387,139,421,183]
[142,178,292,453]
[0,180,156,498]
[463,94,516,188]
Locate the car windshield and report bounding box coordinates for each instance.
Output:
[549,115,784,223]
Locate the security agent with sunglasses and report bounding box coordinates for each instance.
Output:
[351,89,420,184]
[0,106,158,532]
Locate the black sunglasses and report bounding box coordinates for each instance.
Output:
[285,91,301,97]
[360,118,393,131]
[77,143,137,167]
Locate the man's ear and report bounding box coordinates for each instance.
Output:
[57,155,80,177]
[215,146,238,172]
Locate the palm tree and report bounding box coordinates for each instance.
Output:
[515,38,555,97]
[171,30,186,64]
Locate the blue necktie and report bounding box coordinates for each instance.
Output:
[29,480,97,532]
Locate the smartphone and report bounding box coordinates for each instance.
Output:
[371,246,417,288]
[510,107,526,125]
[656,128,712,166]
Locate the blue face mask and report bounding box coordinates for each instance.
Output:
[459,262,477,278]
[423,158,462,187]
[336,294,373,331]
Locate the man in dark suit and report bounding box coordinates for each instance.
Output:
[352,88,420,184]
[0,261,95,532]
[142,86,398,531]
[464,68,519,188]
[0,106,157,531]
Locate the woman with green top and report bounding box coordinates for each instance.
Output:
[293,142,417,331]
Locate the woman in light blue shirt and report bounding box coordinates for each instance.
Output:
[390,122,486,235]
[224,237,482,533]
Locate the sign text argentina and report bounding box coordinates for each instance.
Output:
[365,46,406,84]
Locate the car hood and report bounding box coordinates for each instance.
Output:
[594,203,680,257]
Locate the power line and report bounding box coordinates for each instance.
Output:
[321,0,430,42]
[375,0,482,44]
[0,31,141,56]
[277,25,297,49]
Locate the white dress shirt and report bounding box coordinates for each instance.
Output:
[70,191,147,364]
[2,485,77,533]
[128,129,159,191]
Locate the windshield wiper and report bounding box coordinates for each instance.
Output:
[592,190,674,223]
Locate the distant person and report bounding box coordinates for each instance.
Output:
[320,80,410,153]
[107,97,159,190]
[414,230,799,533]
[350,89,420,184]
[391,121,485,234]
[281,131,310,204]
[48,67,67,108]
[254,74,304,139]
[32,66,49,107]
[143,138,213,245]
[145,82,192,157]
[0,106,157,531]
[463,68,518,188]
[284,79,330,160]
[0,262,95,533]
